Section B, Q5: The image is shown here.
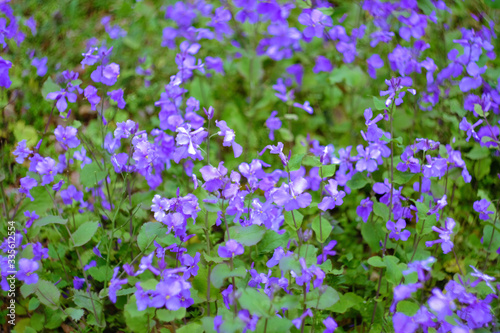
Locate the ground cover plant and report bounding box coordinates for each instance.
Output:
[0,0,499,332]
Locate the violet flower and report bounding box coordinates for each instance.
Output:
[17,258,39,284]
[387,219,411,241]
[218,240,244,258]
[425,217,456,254]
[473,199,494,220]
[109,267,128,304]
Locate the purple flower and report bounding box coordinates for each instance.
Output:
[222,284,234,309]
[54,125,80,149]
[318,179,345,211]
[393,312,419,333]
[109,267,128,303]
[403,257,436,282]
[74,147,92,168]
[427,194,447,220]
[356,197,373,222]
[204,106,214,120]
[469,265,496,292]
[24,210,39,229]
[107,89,126,109]
[380,77,415,107]
[459,117,483,142]
[114,120,138,140]
[473,199,494,220]
[390,283,422,312]
[313,56,333,73]
[459,62,486,92]
[273,177,312,211]
[200,162,227,192]
[265,111,282,141]
[0,57,12,88]
[387,219,411,241]
[84,85,101,111]
[73,276,85,290]
[84,260,96,271]
[36,157,57,185]
[367,54,384,79]
[425,217,456,254]
[17,258,39,284]
[205,56,224,75]
[267,247,287,267]
[173,125,207,163]
[287,64,303,86]
[298,9,332,39]
[427,288,455,320]
[293,101,313,114]
[19,176,37,201]
[292,309,313,329]
[150,277,190,310]
[260,142,288,166]
[238,309,259,333]
[13,140,32,164]
[46,89,78,113]
[323,317,337,333]
[317,240,337,265]
[91,63,120,86]
[31,57,47,76]
[216,120,242,158]
[25,17,37,35]
[214,316,223,333]
[355,145,380,172]
[218,240,244,258]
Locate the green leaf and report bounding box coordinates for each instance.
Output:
[279,256,302,273]
[21,282,38,298]
[474,104,484,117]
[346,172,369,189]
[321,164,336,178]
[259,230,290,253]
[80,162,107,188]
[367,256,385,267]
[157,308,186,322]
[124,296,155,332]
[66,307,85,321]
[384,256,403,285]
[467,145,490,160]
[302,155,322,167]
[329,292,364,313]
[177,322,203,333]
[311,215,332,243]
[229,224,265,246]
[72,221,99,247]
[42,77,61,99]
[202,252,224,264]
[192,267,219,302]
[255,317,293,333]
[28,297,40,311]
[372,96,387,110]
[393,171,415,185]
[284,210,303,231]
[35,279,61,310]
[283,114,299,121]
[305,286,339,309]
[137,222,168,252]
[239,288,272,317]
[373,202,389,222]
[210,264,246,289]
[73,289,103,320]
[288,153,305,171]
[33,215,68,228]
[396,300,419,316]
